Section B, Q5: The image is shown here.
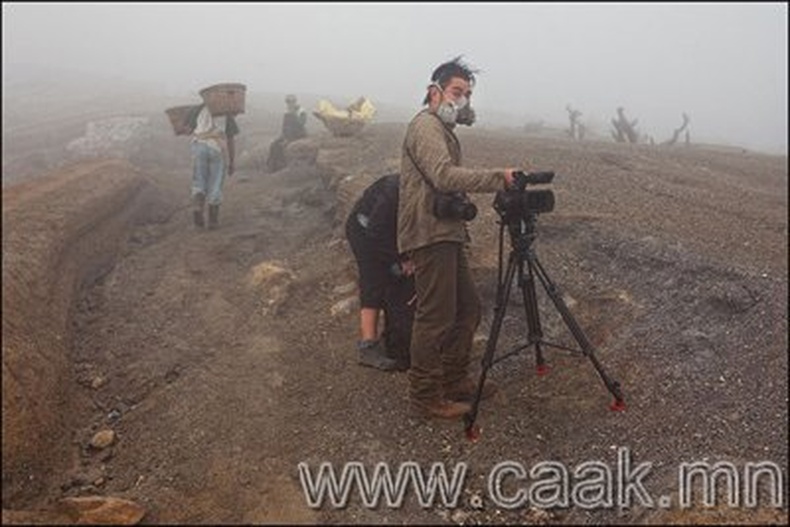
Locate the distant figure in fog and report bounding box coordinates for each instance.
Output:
[190,104,239,229]
[267,94,308,172]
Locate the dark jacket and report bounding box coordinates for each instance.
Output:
[347,173,401,264]
[282,109,307,141]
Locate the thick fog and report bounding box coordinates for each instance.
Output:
[3,3,787,153]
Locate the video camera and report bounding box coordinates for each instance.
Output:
[493,171,555,223]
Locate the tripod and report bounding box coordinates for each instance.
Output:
[464,212,625,439]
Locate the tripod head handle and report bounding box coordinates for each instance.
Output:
[513,171,555,190]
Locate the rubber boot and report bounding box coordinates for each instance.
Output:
[192,193,205,228]
[208,204,220,230]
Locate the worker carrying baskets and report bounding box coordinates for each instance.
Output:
[165,82,246,230]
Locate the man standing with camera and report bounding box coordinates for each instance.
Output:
[398,56,517,420]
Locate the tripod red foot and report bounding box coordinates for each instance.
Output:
[465,424,481,442]
[609,399,626,411]
[536,363,551,376]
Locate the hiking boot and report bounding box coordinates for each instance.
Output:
[411,398,472,420]
[445,376,499,402]
[357,340,397,371]
[208,204,220,230]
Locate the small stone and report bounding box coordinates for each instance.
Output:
[332,281,357,295]
[90,430,116,449]
[330,295,358,317]
[58,496,145,525]
[90,376,107,389]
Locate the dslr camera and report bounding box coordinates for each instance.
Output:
[433,191,478,221]
[493,171,555,223]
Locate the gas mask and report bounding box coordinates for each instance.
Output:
[432,83,473,126]
[456,104,476,126]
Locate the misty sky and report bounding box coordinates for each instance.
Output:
[3,2,788,153]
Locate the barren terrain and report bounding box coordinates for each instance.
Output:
[2,90,788,525]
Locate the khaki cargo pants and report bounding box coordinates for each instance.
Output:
[407,241,481,403]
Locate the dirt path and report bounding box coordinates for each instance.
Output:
[57,162,345,523]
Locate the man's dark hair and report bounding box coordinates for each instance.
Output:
[422,55,479,105]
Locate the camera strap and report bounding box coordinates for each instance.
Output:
[402,109,465,195]
[403,140,442,194]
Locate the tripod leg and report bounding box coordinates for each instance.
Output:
[464,251,519,438]
[520,256,549,375]
[531,254,625,408]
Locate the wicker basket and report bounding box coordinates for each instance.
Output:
[199,83,246,116]
[165,105,200,136]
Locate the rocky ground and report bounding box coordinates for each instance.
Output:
[1,96,788,525]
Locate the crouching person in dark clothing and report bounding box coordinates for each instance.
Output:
[345,173,415,371]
